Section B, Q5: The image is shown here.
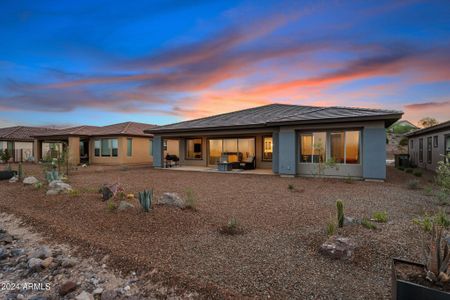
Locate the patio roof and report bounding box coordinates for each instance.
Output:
[405,120,450,137]
[145,103,402,134]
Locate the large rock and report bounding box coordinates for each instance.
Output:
[343,216,360,226]
[9,176,18,183]
[159,193,185,208]
[118,201,134,211]
[0,247,6,260]
[76,291,94,300]
[319,236,355,260]
[59,281,77,296]
[23,176,39,185]
[31,246,52,259]
[28,258,43,272]
[61,257,77,268]
[101,289,118,300]
[47,180,73,195]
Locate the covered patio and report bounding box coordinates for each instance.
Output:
[156,164,274,175]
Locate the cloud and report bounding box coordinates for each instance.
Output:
[404,100,450,110]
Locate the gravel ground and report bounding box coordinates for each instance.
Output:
[0,163,443,299]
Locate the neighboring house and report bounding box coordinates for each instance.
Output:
[146,103,402,180]
[0,126,59,162]
[406,120,450,172]
[32,122,157,166]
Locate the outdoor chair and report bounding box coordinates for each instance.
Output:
[239,155,256,170]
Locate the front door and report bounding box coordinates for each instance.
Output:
[80,140,89,164]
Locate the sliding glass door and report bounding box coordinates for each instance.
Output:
[208,138,255,166]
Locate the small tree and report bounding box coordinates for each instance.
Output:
[418,117,439,128]
[0,149,11,163]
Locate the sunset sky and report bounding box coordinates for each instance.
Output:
[0,0,449,128]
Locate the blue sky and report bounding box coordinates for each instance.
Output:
[0,0,449,127]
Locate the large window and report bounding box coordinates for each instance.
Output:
[299,131,360,164]
[419,138,423,162]
[127,138,132,157]
[186,138,202,159]
[263,136,273,161]
[95,138,118,157]
[427,137,432,164]
[434,136,438,148]
[208,138,255,165]
[149,140,153,156]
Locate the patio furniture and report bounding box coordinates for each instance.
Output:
[165,154,180,168]
[0,170,17,180]
[239,156,256,170]
[218,162,233,171]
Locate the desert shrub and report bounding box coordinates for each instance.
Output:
[413,169,422,177]
[405,168,413,174]
[361,218,377,230]
[399,137,409,146]
[344,176,354,184]
[288,184,294,190]
[372,211,388,223]
[118,191,126,201]
[68,189,80,197]
[436,190,449,205]
[424,186,434,196]
[219,217,243,235]
[185,188,196,210]
[336,200,344,228]
[326,221,336,237]
[107,200,117,212]
[407,179,420,190]
[34,182,43,189]
[413,213,433,232]
[436,155,450,203]
[0,149,11,163]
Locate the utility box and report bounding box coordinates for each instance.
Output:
[394,154,410,168]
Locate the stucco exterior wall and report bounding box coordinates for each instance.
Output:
[408,129,450,172]
[89,136,153,165]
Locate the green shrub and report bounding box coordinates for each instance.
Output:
[34,182,43,189]
[326,221,336,237]
[413,169,422,177]
[413,210,450,232]
[0,149,11,163]
[107,200,117,212]
[372,211,388,223]
[436,190,449,205]
[68,189,80,197]
[336,200,344,228]
[185,188,196,210]
[219,217,243,235]
[424,186,434,196]
[436,155,450,203]
[407,179,420,190]
[361,218,377,230]
[405,168,413,173]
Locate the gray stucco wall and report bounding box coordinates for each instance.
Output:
[278,129,297,175]
[408,129,450,172]
[272,131,279,174]
[152,136,163,168]
[362,127,386,180]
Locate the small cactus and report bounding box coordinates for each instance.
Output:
[336,200,344,228]
[138,189,153,212]
[46,170,59,183]
[18,162,24,179]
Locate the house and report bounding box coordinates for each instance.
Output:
[145,103,402,180]
[32,122,157,166]
[0,126,59,162]
[406,120,450,171]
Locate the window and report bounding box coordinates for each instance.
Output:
[300,132,326,163]
[163,140,167,151]
[208,138,256,165]
[427,137,432,164]
[127,138,132,157]
[446,136,450,157]
[96,138,118,157]
[186,138,202,159]
[300,131,360,164]
[410,139,413,149]
[149,140,153,156]
[419,138,423,162]
[263,137,273,161]
[433,136,438,148]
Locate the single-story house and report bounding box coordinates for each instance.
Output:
[406,120,450,171]
[145,103,403,180]
[0,126,59,162]
[32,122,156,166]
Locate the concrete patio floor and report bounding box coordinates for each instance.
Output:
[156,165,274,175]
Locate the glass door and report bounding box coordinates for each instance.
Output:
[208,139,222,165]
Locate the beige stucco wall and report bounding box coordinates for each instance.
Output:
[89,136,153,165]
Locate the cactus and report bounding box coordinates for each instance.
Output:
[46,170,59,183]
[336,200,344,228]
[138,189,153,212]
[18,162,24,179]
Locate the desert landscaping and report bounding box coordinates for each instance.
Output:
[0,163,446,299]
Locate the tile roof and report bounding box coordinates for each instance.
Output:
[33,122,157,138]
[405,120,450,137]
[0,126,60,142]
[146,103,403,133]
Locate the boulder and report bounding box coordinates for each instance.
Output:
[76,291,94,300]
[0,232,13,244]
[319,236,355,260]
[118,201,134,211]
[343,216,360,226]
[23,176,39,185]
[59,281,77,296]
[61,257,77,268]
[28,258,43,272]
[31,246,52,259]
[159,192,185,208]
[47,180,73,195]
[9,176,18,183]
[93,288,104,295]
[101,290,118,300]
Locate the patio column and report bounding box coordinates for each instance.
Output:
[68,136,80,166]
[152,135,164,168]
[272,131,279,174]
[278,128,297,176]
[33,140,42,162]
[362,124,386,180]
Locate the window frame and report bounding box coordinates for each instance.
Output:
[94,140,101,157]
[262,136,273,161]
[95,138,119,158]
[185,138,203,160]
[433,136,438,148]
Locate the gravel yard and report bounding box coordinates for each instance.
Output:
[0,164,442,299]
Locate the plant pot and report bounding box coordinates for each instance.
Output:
[392,258,450,300]
[0,170,17,180]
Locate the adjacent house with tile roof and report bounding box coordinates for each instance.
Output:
[0,126,60,162]
[32,122,157,166]
[145,103,403,180]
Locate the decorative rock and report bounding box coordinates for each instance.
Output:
[93,288,104,295]
[159,192,185,208]
[0,247,6,260]
[0,232,13,244]
[41,257,53,268]
[319,236,355,260]
[118,201,134,211]
[11,248,25,256]
[101,289,118,300]
[343,216,360,226]
[61,257,77,268]
[31,246,52,259]
[76,291,94,300]
[28,258,43,272]
[59,280,77,296]
[47,180,73,194]
[9,176,18,183]
[23,176,39,185]
[46,189,60,195]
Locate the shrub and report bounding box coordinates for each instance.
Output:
[372,211,388,223]
[68,189,80,197]
[407,179,420,190]
[424,186,434,196]
[326,221,336,237]
[288,184,294,190]
[118,191,126,201]
[413,169,422,177]
[0,149,11,163]
[436,190,449,205]
[436,155,450,203]
[107,200,117,212]
[405,168,413,173]
[219,217,243,235]
[336,200,344,228]
[34,182,43,189]
[361,218,377,230]
[185,188,196,210]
